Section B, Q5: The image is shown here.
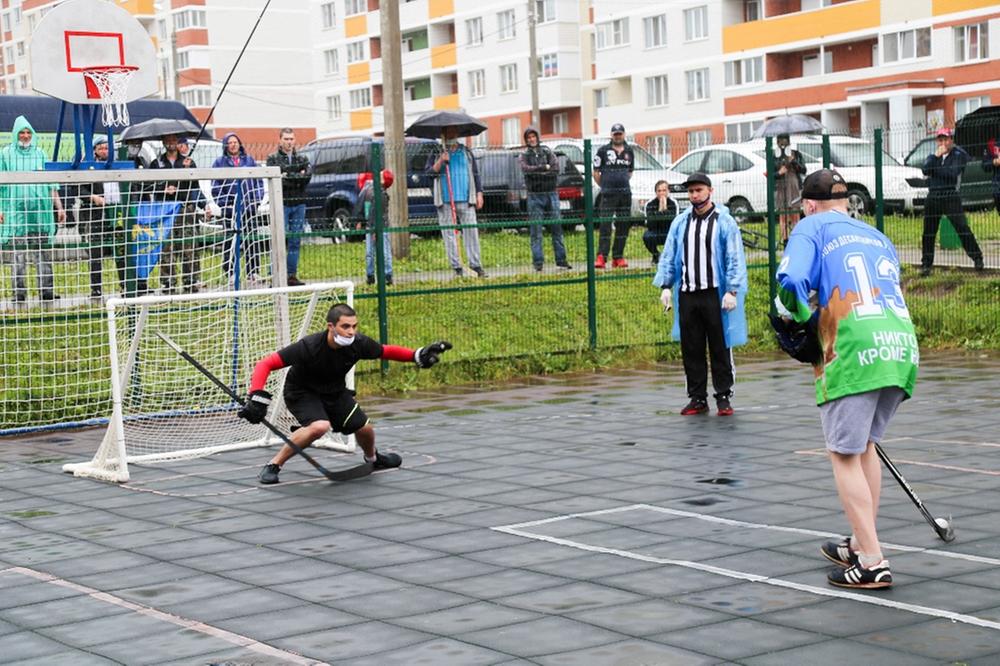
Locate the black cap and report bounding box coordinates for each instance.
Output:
[610,123,625,134]
[683,172,712,188]
[800,169,849,201]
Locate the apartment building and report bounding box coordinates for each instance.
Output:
[585,0,1000,163]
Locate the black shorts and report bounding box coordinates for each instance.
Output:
[284,390,369,435]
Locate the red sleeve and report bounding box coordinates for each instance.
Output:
[381,345,415,363]
[249,353,286,392]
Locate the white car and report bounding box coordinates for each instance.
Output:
[543,138,684,216]
[668,137,928,219]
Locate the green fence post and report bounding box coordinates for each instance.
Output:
[583,139,597,350]
[766,136,777,316]
[822,133,831,169]
[370,143,389,375]
[874,128,885,233]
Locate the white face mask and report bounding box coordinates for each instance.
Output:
[333,333,355,347]
[18,140,31,148]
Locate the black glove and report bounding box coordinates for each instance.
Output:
[768,313,822,364]
[414,341,453,368]
[238,389,272,423]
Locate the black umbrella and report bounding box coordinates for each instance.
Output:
[752,114,825,138]
[119,117,204,141]
[405,110,487,139]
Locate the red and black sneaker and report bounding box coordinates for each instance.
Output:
[716,396,734,416]
[680,399,709,416]
[594,254,606,269]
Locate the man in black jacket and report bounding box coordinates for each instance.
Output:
[266,128,312,286]
[150,133,206,294]
[920,127,983,276]
[519,127,570,272]
[594,123,635,268]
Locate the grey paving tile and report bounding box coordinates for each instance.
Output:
[327,585,474,619]
[87,627,247,665]
[115,574,253,607]
[369,556,501,585]
[652,617,823,660]
[213,603,361,641]
[856,619,1000,661]
[0,593,130,629]
[758,598,924,637]
[0,579,82,610]
[534,639,718,666]
[568,599,732,636]
[456,616,626,657]
[392,600,542,634]
[272,570,405,603]
[497,581,643,614]
[0,630,70,662]
[338,637,512,666]
[72,561,200,592]
[436,569,571,599]
[158,587,306,622]
[670,581,827,616]
[317,542,447,569]
[271,620,430,661]
[740,638,940,665]
[221,558,352,587]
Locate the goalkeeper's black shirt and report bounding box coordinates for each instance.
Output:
[278,331,382,396]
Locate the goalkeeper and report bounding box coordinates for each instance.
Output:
[239,303,451,484]
[775,169,918,589]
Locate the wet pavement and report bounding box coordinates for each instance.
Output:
[2,352,1000,665]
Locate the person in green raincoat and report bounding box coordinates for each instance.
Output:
[0,115,67,303]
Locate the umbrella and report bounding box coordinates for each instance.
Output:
[752,114,825,138]
[405,110,487,139]
[120,117,204,141]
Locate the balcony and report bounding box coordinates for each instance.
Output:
[723,0,879,53]
[431,43,456,69]
[766,36,876,82]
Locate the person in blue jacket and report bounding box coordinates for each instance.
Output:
[212,132,267,287]
[653,173,748,416]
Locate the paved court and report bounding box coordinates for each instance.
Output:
[2,352,1000,665]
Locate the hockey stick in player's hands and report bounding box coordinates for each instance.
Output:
[874,442,955,542]
[155,331,373,482]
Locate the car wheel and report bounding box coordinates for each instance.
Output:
[728,196,753,221]
[327,207,352,244]
[846,189,870,219]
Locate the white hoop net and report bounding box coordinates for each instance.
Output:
[83,66,136,127]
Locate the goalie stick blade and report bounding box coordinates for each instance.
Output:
[323,461,374,482]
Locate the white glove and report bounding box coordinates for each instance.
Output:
[660,288,672,312]
[722,292,737,311]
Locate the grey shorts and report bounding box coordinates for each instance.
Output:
[819,387,906,455]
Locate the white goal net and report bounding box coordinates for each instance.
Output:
[63,282,356,482]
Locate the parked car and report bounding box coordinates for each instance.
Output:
[472,148,585,230]
[298,137,439,240]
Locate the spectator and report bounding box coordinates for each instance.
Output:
[773,133,807,244]
[212,132,267,287]
[653,173,748,416]
[78,136,126,299]
[594,123,635,269]
[177,136,191,158]
[519,126,571,272]
[426,128,487,278]
[642,180,677,265]
[776,169,918,589]
[150,133,207,294]
[266,128,312,286]
[983,135,1000,215]
[353,169,394,286]
[0,115,67,305]
[920,128,984,276]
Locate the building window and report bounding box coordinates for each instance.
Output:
[502,117,521,145]
[538,53,558,78]
[645,74,668,107]
[346,41,365,63]
[468,69,485,98]
[16,41,24,57]
[687,129,712,151]
[552,112,569,134]
[174,9,206,29]
[536,0,555,23]
[472,131,489,147]
[595,18,629,49]
[686,68,710,102]
[2,13,10,32]
[883,27,931,63]
[349,87,372,109]
[13,6,21,25]
[725,120,762,142]
[466,17,483,46]
[176,51,189,69]
[344,0,365,17]
[180,88,212,107]
[955,23,989,62]
[643,15,667,49]
[955,95,990,121]
[725,56,762,86]
[321,2,336,29]
[650,135,671,164]
[326,95,342,120]
[500,63,518,93]
[324,49,339,75]
[594,88,608,109]
[498,10,516,40]
[684,6,708,42]
[19,74,27,89]
[744,0,761,22]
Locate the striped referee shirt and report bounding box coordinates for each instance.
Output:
[681,205,720,292]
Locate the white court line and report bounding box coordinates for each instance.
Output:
[884,436,1000,449]
[795,448,1000,477]
[1,567,328,665]
[492,504,1000,632]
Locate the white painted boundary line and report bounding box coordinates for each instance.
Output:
[795,448,1000,477]
[492,504,1000,632]
[2,567,329,665]
[883,436,1000,450]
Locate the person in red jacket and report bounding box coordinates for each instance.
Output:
[238,302,451,484]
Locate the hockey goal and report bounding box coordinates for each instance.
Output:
[63,282,357,483]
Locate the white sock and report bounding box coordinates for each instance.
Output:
[858,552,885,569]
[364,452,377,463]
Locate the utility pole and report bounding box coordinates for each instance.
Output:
[527,0,540,128]
[170,32,180,99]
[380,0,410,257]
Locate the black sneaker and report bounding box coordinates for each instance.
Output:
[287,275,305,287]
[716,396,734,416]
[827,560,892,589]
[680,399,709,416]
[974,258,985,272]
[534,264,544,272]
[258,463,281,484]
[472,266,488,278]
[556,263,572,270]
[373,451,402,470]
[454,267,464,277]
[820,536,858,567]
[919,266,932,277]
[366,275,375,285]
[385,274,393,286]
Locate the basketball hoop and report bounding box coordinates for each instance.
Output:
[82,65,137,127]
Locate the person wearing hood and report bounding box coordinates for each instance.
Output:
[0,115,67,304]
[353,169,395,286]
[519,127,571,272]
[212,132,267,287]
[653,173,748,417]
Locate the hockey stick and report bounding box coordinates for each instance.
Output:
[154,331,373,482]
[874,442,955,542]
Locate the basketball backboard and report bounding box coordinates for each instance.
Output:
[29,0,158,105]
